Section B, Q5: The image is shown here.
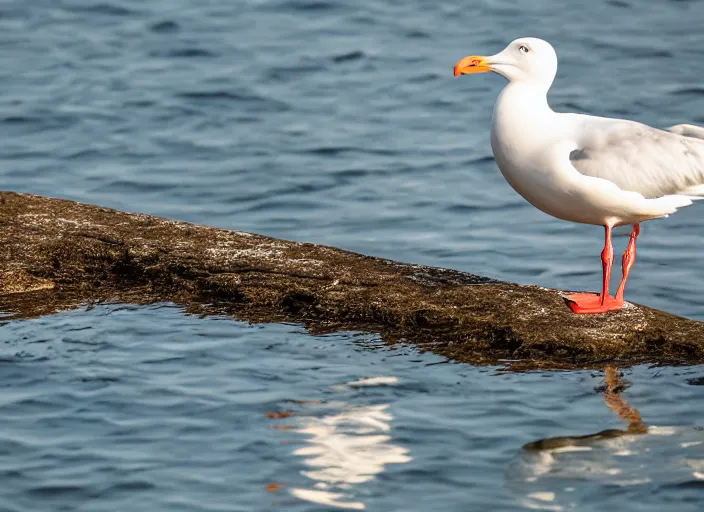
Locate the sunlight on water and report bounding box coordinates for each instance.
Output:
[276,377,412,510]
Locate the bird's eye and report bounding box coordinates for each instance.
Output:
[518,45,530,54]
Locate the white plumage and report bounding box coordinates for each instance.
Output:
[453,37,704,313]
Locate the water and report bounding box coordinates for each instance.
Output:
[2,0,704,510]
[2,305,704,511]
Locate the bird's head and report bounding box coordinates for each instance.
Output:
[454,38,557,88]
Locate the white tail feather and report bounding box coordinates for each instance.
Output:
[639,194,694,220]
[658,194,694,213]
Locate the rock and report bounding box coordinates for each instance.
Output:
[1,191,703,369]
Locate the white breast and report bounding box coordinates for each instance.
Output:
[489,84,580,220]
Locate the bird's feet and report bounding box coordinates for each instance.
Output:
[564,292,624,314]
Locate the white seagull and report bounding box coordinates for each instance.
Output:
[454,38,704,314]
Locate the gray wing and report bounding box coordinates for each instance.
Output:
[568,116,704,198]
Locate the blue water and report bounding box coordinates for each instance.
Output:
[3,305,704,511]
[2,0,704,510]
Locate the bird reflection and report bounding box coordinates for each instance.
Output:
[512,366,704,511]
[523,366,646,452]
[602,366,647,435]
[512,366,651,510]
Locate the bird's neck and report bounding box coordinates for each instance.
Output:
[492,83,554,138]
[490,82,556,167]
[493,82,553,124]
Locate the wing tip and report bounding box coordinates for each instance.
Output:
[666,124,704,140]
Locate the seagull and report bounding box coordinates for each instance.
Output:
[454,38,704,314]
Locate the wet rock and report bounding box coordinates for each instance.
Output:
[1,191,703,369]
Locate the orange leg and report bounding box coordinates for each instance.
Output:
[615,224,640,302]
[565,225,625,314]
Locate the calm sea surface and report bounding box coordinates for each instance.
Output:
[2,0,704,510]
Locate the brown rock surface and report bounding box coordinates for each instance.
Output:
[2,191,703,369]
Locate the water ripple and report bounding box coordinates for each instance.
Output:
[2,0,704,510]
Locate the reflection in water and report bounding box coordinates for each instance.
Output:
[602,366,647,435]
[270,376,412,510]
[512,367,704,511]
[523,367,645,453]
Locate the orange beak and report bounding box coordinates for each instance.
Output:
[453,55,492,77]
